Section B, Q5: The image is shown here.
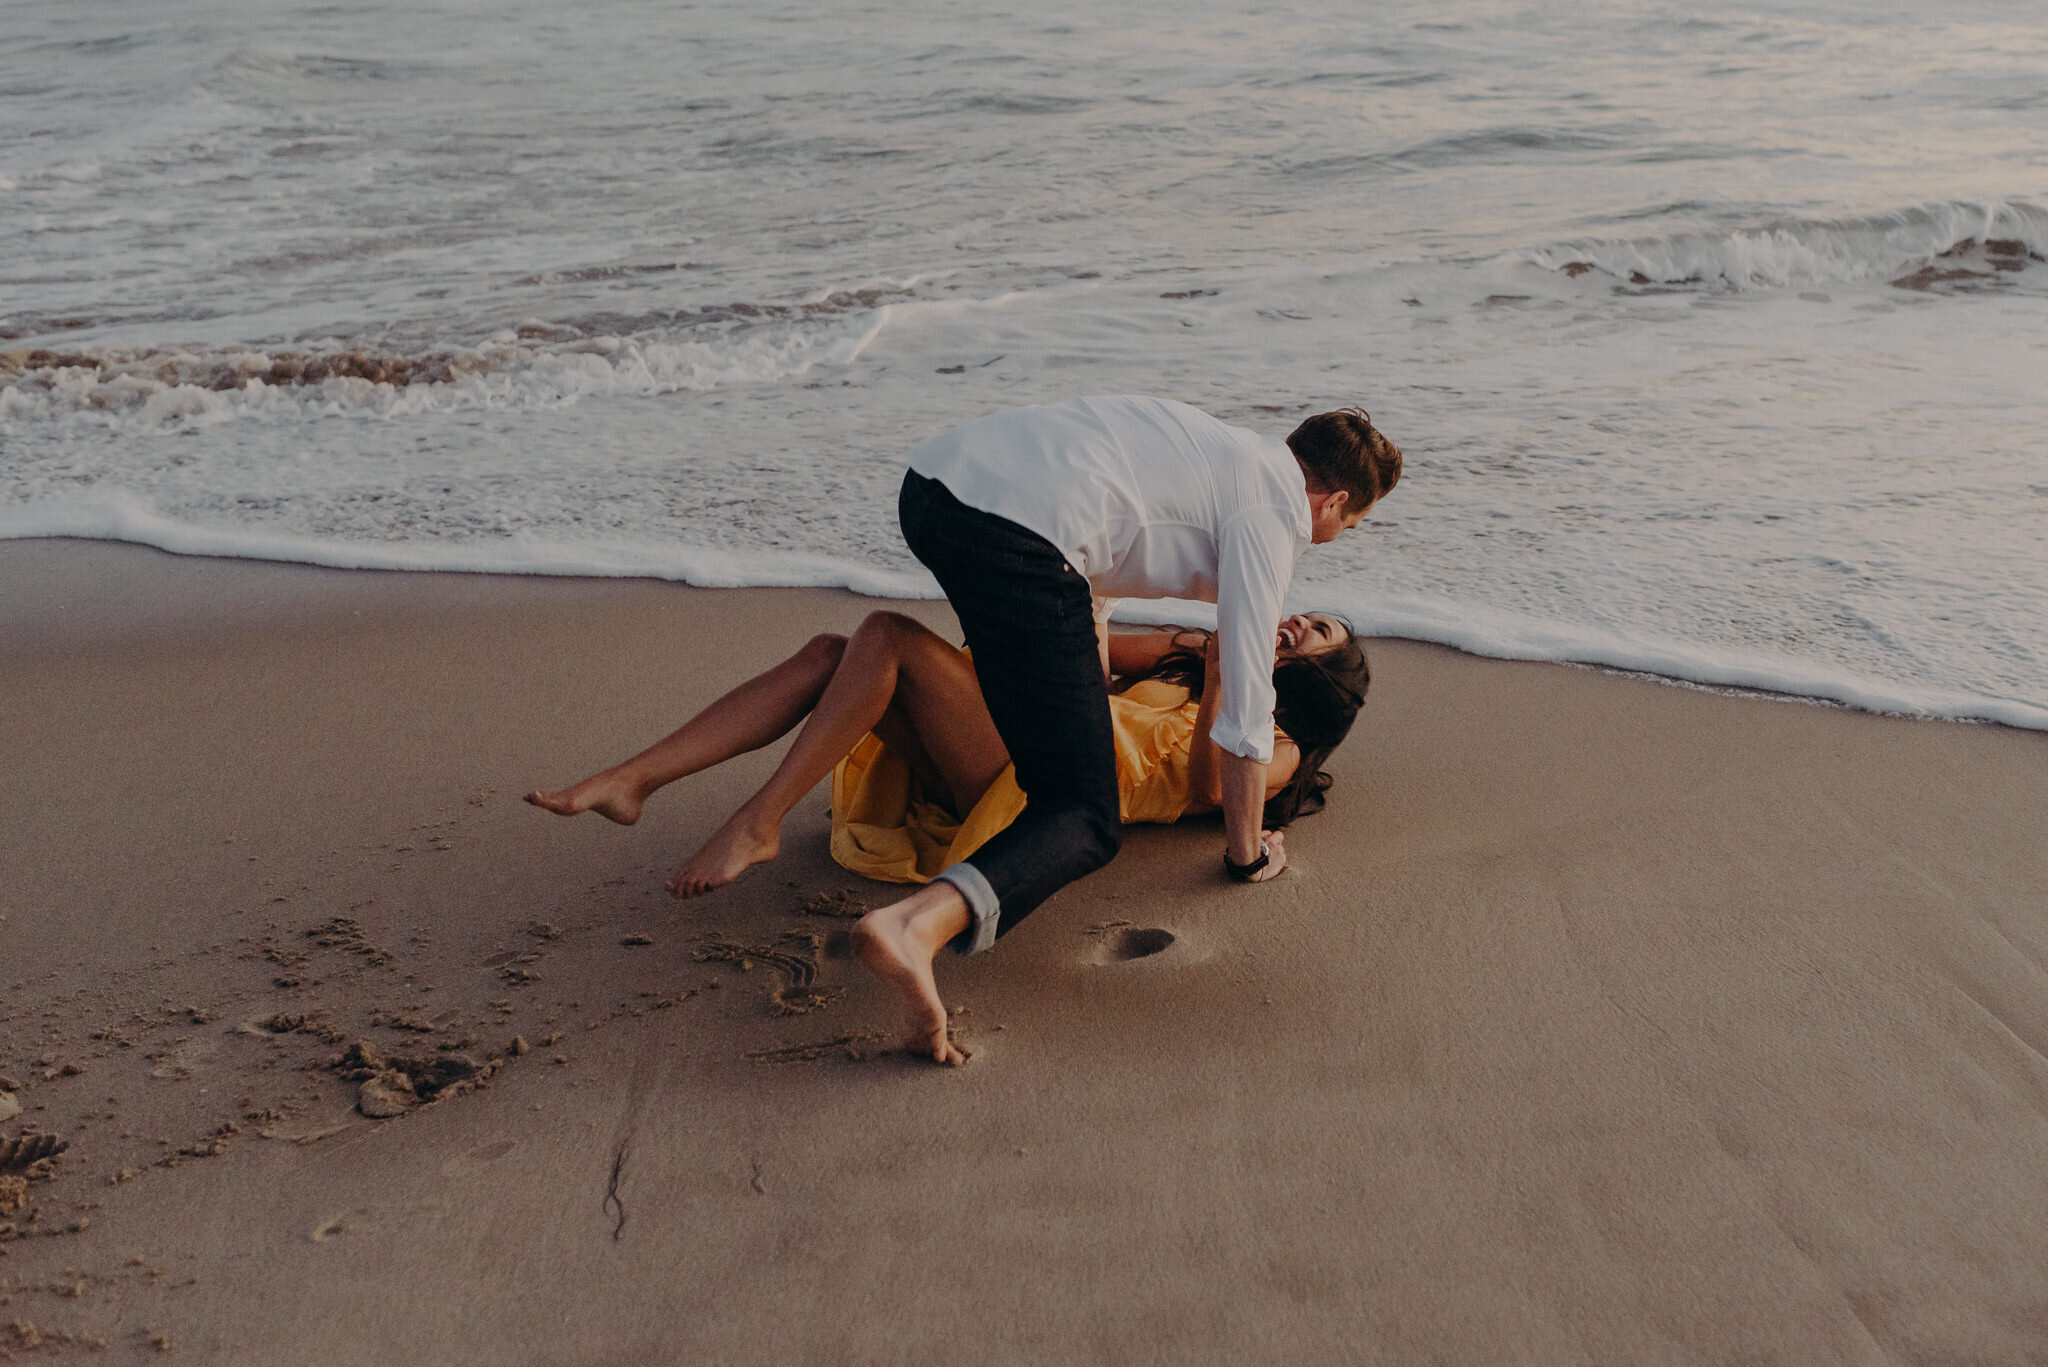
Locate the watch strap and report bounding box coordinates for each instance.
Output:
[1224,838,1270,882]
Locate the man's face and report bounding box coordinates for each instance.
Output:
[1309,488,1371,544]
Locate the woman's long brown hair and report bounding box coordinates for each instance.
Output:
[1114,620,1369,826]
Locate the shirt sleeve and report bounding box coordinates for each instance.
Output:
[1207,506,1298,763]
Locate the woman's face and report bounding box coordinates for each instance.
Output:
[1275,613,1349,657]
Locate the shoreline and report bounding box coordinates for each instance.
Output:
[4,538,2047,1363]
[5,526,2042,734]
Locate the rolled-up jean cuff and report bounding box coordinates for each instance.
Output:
[933,862,1001,955]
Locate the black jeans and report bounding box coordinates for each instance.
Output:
[899,470,1123,941]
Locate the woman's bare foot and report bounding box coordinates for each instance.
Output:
[523,770,647,825]
[852,887,972,1065]
[665,816,780,898]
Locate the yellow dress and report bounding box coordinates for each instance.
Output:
[829,676,1207,885]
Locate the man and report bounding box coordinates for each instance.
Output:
[853,395,1402,1063]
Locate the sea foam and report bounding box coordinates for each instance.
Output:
[9,493,2044,734]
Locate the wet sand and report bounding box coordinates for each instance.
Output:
[3,537,2047,1365]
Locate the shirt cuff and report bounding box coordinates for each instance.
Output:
[1207,716,1275,764]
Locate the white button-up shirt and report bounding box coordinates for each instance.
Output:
[909,395,1310,763]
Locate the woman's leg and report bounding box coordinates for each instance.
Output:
[524,633,848,825]
[667,611,1010,897]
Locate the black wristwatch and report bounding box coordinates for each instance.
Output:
[1224,837,1270,883]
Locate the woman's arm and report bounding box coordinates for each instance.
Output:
[1106,628,1204,678]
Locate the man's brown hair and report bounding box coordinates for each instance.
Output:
[1285,407,1401,509]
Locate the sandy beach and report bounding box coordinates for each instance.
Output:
[3,536,2046,1365]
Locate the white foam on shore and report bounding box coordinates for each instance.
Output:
[1106,596,2048,732]
[8,495,2044,734]
[0,494,939,599]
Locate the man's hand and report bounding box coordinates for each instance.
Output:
[1235,829,1288,882]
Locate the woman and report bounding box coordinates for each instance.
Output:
[525,609,1367,897]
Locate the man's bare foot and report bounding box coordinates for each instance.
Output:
[523,770,647,825]
[852,888,971,1065]
[665,817,779,898]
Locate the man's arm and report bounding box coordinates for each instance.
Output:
[1206,507,1298,883]
[1219,758,1286,882]
[1219,753,1273,864]
[1208,629,1287,881]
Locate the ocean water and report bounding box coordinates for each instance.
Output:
[3,0,2044,727]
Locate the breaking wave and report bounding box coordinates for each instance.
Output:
[0,290,903,427]
[1527,199,2048,292]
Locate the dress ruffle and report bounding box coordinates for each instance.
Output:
[829,675,1203,886]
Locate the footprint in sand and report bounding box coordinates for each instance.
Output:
[1110,927,1175,959]
[1087,925,1177,965]
[440,1139,518,1178]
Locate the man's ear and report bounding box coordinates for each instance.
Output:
[1312,486,1350,517]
